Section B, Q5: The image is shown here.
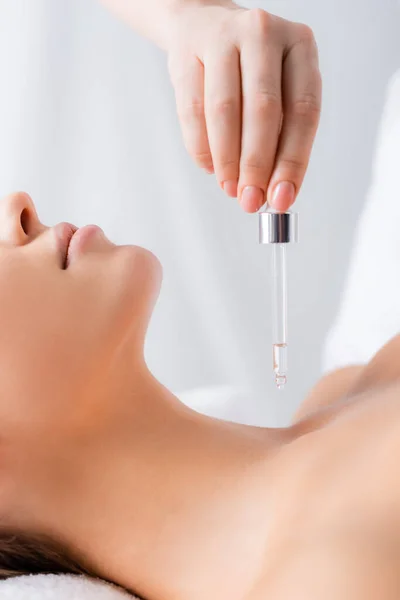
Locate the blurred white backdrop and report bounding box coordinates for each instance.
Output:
[0,0,398,425]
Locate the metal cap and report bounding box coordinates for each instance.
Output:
[259,211,299,244]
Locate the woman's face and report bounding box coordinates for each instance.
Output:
[0,192,162,437]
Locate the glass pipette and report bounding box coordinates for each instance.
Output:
[272,242,288,389]
[259,209,299,390]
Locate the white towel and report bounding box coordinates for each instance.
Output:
[0,574,135,598]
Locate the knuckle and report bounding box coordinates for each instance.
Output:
[241,155,268,172]
[178,99,205,122]
[252,90,281,115]
[191,149,213,168]
[217,158,238,171]
[210,98,239,118]
[296,23,316,45]
[246,8,273,37]
[279,156,306,172]
[290,94,321,123]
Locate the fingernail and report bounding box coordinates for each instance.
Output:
[205,166,214,174]
[222,179,238,198]
[240,186,265,213]
[270,181,296,211]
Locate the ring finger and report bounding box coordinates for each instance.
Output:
[204,46,242,198]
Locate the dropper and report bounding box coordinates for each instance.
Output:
[259,209,299,390]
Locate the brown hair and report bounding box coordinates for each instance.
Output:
[0,529,92,580]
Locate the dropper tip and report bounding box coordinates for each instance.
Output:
[275,375,287,390]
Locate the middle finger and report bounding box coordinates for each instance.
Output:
[238,34,283,212]
[204,45,242,198]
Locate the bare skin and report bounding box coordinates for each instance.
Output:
[99,0,321,213]
[249,357,400,599]
[1,191,400,599]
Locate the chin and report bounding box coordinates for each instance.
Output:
[117,244,163,310]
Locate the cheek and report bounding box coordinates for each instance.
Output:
[0,307,108,430]
[0,282,112,429]
[0,248,162,432]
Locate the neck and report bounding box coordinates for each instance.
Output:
[44,363,286,599]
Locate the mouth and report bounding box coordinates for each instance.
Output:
[54,222,106,269]
[54,222,79,269]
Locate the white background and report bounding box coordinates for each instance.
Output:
[0,0,398,425]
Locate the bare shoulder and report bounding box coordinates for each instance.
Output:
[292,365,362,423]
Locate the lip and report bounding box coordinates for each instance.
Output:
[54,222,104,269]
[65,224,105,268]
[54,222,78,269]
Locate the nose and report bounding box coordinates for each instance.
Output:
[0,192,45,246]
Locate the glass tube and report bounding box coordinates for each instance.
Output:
[272,243,288,390]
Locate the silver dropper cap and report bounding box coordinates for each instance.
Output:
[259,211,299,244]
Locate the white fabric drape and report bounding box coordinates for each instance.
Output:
[324,70,400,371]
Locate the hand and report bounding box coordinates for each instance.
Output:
[167,1,321,213]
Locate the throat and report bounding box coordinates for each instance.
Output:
[112,413,280,599]
[56,374,284,599]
